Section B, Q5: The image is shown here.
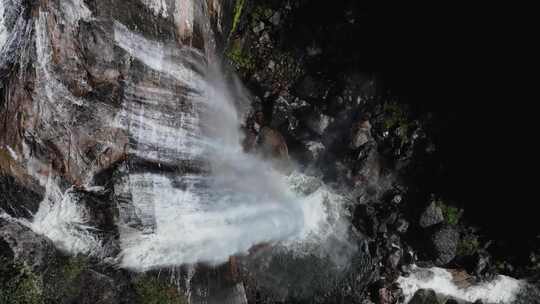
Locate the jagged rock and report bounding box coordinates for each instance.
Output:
[258,126,289,160]
[409,289,440,304]
[394,218,409,234]
[253,21,265,33]
[0,218,58,272]
[386,249,401,270]
[66,269,120,304]
[0,175,44,219]
[270,12,281,26]
[303,140,325,161]
[420,202,444,228]
[350,117,372,149]
[305,110,332,135]
[430,225,459,266]
[378,287,395,304]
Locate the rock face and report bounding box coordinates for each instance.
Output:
[0,218,58,272]
[0,175,43,219]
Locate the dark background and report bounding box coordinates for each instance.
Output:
[281,0,533,256]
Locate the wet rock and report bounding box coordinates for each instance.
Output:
[271,95,293,128]
[269,12,281,26]
[394,218,409,234]
[409,289,440,304]
[350,117,372,149]
[473,251,491,277]
[378,287,395,304]
[353,204,379,238]
[420,202,444,228]
[0,175,44,219]
[67,269,119,304]
[0,218,58,272]
[305,110,332,135]
[303,140,325,161]
[430,225,459,266]
[258,126,288,158]
[386,249,401,270]
[293,75,330,102]
[253,21,265,33]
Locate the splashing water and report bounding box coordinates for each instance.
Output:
[397,266,524,303]
[111,20,351,270]
[14,0,354,273]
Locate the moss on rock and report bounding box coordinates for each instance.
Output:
[0,258,44,304]
[457,234,480,256]
[134,275,188,304]
[436,200,462,226]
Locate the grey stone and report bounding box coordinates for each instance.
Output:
[420,202,444,228]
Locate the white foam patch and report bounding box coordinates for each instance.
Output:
[23,178,102,255]
[397,266,523,303]
[142,0,168,18]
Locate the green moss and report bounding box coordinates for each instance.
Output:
[134,276,187,304]
[230,0,246,36]
[457,234,480,256]
[0,259,44,304]
[62,256,87,281]
[383,102,411,144]
[226,38,255,73]
[436,201,462,225]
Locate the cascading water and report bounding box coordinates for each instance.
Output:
[3,0,355,276]
[111,18,352,270]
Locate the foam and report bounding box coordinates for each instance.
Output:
[397,266,523,303]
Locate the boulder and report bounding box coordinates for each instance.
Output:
[0,175,44,219]
[409,289,440,304]
[419,202,444,228]
[430,225,459,266]
[0,218,58,272]
[305,110,333,136]
[350,118,372,149]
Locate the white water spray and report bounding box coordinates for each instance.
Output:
[111,20,351,270]
[397,266,524,303]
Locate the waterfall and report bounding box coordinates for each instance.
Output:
[111,19,352,270]
[12,0,355,273]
